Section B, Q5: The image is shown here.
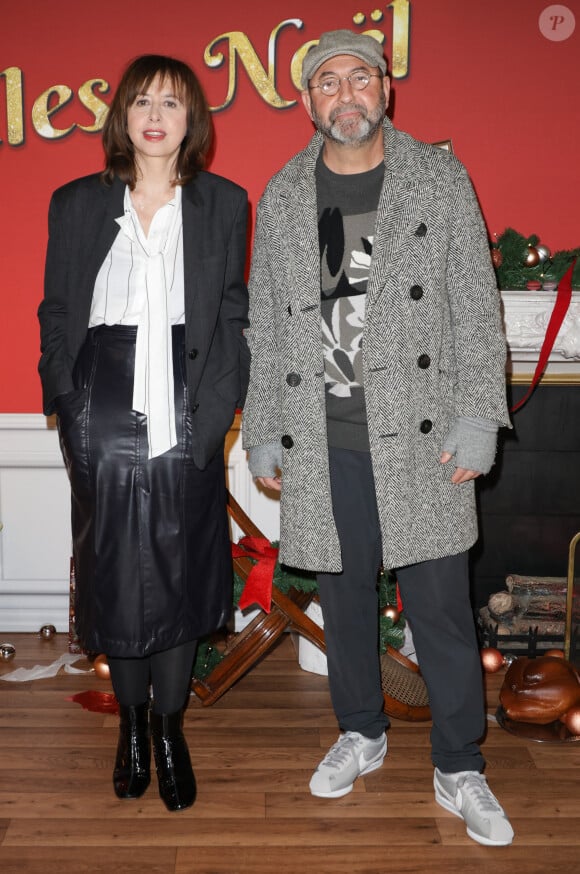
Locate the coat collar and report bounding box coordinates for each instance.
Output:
[276,117,436,196]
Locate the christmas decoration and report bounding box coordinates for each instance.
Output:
[524,245,540,267]
[510,258,576,414]
[381,604,401,624]
[545,649,565,659]
[68,690,119,714]
[93,654,110,680]
[561,706,580,736]
[192,554,405,679]
[39,624,57,639]
[232,537,279,612]
[536,244,551,263]
[0,643,16,660]
[492,228,580,290]
[481,647,505,672]
[378,568,405,654]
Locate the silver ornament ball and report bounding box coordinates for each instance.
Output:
[39,624,57,639]
[536,244,551,263]
[1,642,16,660]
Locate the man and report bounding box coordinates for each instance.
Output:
[242,29,514,847]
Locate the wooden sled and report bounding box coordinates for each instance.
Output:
[191,491,431,722]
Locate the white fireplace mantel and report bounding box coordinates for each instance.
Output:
[501,289,580,378]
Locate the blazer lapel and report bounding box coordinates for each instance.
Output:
[84,176,126,290]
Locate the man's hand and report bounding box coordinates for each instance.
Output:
[256,475,282,492]
[440,452,482,484]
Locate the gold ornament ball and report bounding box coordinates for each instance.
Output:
[481,647,505,673]
[381,604,401,624]
[39,624,57,639]
[524,245,540,267]
[544,649,565,659]
[0,642,16,660]
[561,706,580,737]
[93,654,110,680]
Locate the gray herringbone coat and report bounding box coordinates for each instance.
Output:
[242,118,510,573]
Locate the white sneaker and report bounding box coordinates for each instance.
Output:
[434,768,514,846]
[309,731,387,798]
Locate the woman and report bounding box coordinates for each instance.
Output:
[38,55,250,812]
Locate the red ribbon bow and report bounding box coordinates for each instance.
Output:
[232,536,279,613]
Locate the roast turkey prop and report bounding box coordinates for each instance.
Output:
[499,656,580,725]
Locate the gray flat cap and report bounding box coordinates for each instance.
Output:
[301,29,387,89]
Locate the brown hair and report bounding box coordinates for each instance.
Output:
[101,54,212,188]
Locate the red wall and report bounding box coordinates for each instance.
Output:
[1,0,578,412]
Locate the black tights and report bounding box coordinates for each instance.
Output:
[107,641,197,714]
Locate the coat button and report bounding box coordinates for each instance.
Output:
[192,403,199,413]
[417,354,431,369]
[415,222,427,237]
[281,435,294,449]
[410,285,423,300]
[420,419,432,434]
[188,349,198,360]
[286,372,301,387]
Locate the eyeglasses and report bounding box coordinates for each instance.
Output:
[308,73,382,97]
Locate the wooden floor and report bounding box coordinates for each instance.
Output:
[0,632,579,874]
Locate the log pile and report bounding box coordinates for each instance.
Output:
[479,574,567,641]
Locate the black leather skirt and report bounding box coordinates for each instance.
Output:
[57,325,232,658]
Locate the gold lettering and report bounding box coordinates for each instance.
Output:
[290,40,316,91]
[1,9,411,149]
[387,0,410,78]
[205,19,302,111]
[77,78,110,133]
[32,85,75,139]
[0,66,24,145]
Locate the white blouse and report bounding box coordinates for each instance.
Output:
[90,185,185,459]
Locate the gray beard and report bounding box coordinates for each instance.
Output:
[311,92,386,147]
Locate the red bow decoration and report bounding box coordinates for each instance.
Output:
[232,536,279,613]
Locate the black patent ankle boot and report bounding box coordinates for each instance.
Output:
[113,702,151,799]
[151,709,196,811]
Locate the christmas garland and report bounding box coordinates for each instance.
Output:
[193,555,405,679]
[492,228,580,290]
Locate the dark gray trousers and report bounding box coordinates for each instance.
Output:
[316,446,485,773]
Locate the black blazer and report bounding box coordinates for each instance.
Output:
[38,171,250,469]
